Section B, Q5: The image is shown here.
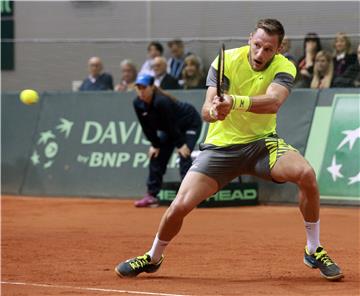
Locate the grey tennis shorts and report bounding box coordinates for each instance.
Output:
[189,134,297,189]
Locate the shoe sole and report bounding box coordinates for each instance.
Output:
[114,267,123,277]
[115,266,140,278]
[304,258,344,281]
[134,203,159,208]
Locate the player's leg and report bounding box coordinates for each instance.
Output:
[270,150,343,280]
[116,171,219,277]
[157,171,218,241]
[270,150,319,222]
[179,126,202,179]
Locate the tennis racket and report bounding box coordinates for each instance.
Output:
[216,43,225,101]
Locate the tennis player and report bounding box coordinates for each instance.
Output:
[115,19,343,281]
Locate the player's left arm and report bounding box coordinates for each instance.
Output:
[218,82,290,116]
[247,82,290,114]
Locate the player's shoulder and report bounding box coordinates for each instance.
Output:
[225,46,248,60]
[272,54,297,78]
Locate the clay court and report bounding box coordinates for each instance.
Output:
[1,195,359,296]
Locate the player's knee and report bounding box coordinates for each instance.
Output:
[297,165,317,187]
[166,196,192,221]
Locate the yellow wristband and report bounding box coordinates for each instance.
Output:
[209,107,217,120]
[231,95,252,111]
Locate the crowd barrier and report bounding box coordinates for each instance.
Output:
[2,89,359,205]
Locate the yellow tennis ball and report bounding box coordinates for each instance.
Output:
[20,89,39,105]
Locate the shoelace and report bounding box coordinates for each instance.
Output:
[315,250,334,266]
[129,255,150,270]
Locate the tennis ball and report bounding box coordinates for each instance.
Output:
[20,89,39,105]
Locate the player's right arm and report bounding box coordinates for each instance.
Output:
[202,86,218,123]
[203,58,233,123]
[202,87,232,122]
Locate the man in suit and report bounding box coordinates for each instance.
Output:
[152,57,180,90]
[167,39,187,82]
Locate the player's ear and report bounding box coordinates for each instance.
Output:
[248,33,253,45]
[275,41,283,54]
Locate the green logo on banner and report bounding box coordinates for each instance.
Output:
[30,118,74,169]
[319,95,360,198]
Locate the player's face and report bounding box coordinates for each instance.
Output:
[136,85,154,103]
[248,29,280,71]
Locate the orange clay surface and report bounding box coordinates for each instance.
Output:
[1,195,359,296]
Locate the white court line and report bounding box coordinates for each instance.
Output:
[1,281,192,296]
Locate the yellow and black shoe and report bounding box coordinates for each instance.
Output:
[304,246,343,281]
[115,253,164,278]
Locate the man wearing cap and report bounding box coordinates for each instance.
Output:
[132,74,202,208]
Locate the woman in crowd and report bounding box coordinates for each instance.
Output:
[181,55,206,89]
[296,33,322,88]
[310,50,334,89]
[332,32,357,80]
[138,41,164,76]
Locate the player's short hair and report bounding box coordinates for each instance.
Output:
[255,19,285,46]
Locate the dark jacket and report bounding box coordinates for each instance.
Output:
[79,73,114,91]
[160,74,180,90]
[333,62,360,87]
[133,91,201,148]
[333,53,357,78]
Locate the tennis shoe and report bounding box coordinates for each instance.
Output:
[304,246,343,281]
[134,194,159,208]
[115,253,164,277]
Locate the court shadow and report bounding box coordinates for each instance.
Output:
[139,274,345,284]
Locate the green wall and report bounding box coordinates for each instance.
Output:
[2,89,359,205]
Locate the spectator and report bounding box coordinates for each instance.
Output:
[132,74,202,207]
[333,44,360,87]
[310,50,334,89]
[152,57,180,89]
[138,41,164,76]
[295,33,322,88]
[167,39,188,83]
[332,32,357,80]
[115,59,137,92]
[79,57,114,91]
[182,55,206,89]
[280,36,296,64]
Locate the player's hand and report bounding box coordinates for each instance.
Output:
[148,146,160,159]
[177,144,191,158]
[212,94,233,120]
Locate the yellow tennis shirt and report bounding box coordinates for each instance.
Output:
[205,45,297,146]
